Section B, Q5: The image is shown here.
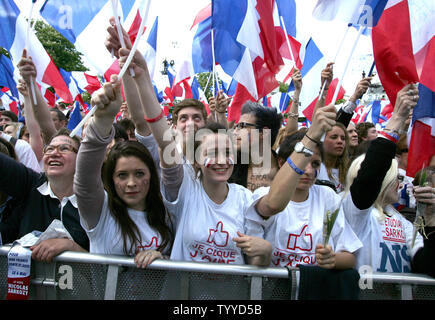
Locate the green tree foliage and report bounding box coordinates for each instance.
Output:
[279,81,289,93]
[33,20,87,72]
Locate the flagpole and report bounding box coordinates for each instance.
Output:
[111,0,135,77]
[211,28,219,120]
[317,23,352,100]
[279,16,296,114]
[70,0,151,138]
[331,25,366,105]
[26,0,38,106]
[211,28,220,94]
[368,60,375,77]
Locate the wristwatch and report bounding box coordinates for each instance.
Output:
[294,142,314,157]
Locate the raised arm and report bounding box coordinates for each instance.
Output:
[312,62,334,118]
[284,67,302,136]
[256,103,337,217]
[74,75,123,229]
[215,90,231,129]
[17,49,57,145]
[349,84,419,209]
[17,79,44,162]
[336,77,372,127]
[105,18,152,138]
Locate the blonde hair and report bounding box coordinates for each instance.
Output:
[345,154,398,222]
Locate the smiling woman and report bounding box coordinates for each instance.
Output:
[74,76,174,269]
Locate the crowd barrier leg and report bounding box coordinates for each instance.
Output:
[250,276,263,300]
[104,265,119,300]
[400,284,413,300]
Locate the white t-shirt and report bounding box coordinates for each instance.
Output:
[163,165,253,265]
[80,191,170,256]
[0,132,41,172]
[245,184,362,268]
[342,194,423,273]
[317,163,343,193]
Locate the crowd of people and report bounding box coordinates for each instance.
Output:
[0,19,434,295]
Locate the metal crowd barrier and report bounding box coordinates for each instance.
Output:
[1,245,435,300]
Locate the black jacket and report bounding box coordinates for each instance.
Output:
[0,153,89,250]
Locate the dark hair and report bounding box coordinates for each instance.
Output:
[356,122,375,145]
[277,130,324,162]
[51,107,68,123]
[0,110,18,123]
[102,140,173,255]
[172,99,208,125]
[0,137,17,160]
[241,101,282,146]
[50,127,81,150]
[118,118,136,133]
[113,123,129,142]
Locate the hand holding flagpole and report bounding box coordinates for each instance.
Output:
[110,0,135,77]
[70,0,151,138]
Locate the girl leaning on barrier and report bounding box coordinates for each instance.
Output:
[109,27,272,267]
[342,84,435,276]
[245,104,362,270]
[73,75,174,268]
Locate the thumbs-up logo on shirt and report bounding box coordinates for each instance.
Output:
[287,225,313,251]
[207,221,229,247]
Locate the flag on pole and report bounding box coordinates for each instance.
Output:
[0,0,72,103]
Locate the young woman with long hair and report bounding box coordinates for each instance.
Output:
[74,76,174,268]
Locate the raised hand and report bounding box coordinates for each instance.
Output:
[91,75,123,122]
[105,17,132,59]
[350,77,372,102]
[17,49,37,83]
[17,78,29,97]
[215,91,231,113]
[320,62,334,90]
[394,84,419,120]
[291,66,302,92]
[306,103,336,142]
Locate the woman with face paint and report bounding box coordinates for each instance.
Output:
[244,128,362,270]
[74,75,174,269]
[112,34,272,267]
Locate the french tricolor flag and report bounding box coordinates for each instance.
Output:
[0,0,72,104]
[177,3,213,83]
[0,87,19,116]
[285,38,345,122]
[40,0,136,76]
[372,0,435,177]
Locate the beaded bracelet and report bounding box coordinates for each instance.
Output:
[287,157,305,175]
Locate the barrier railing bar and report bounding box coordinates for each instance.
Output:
[1,246,435,287]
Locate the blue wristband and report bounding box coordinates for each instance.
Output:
[287,157,305,175]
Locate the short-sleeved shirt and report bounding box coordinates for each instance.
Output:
[80,191,170,256]
[343,194,423,273]
[163,165,253,265]
[245,184,362,268]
